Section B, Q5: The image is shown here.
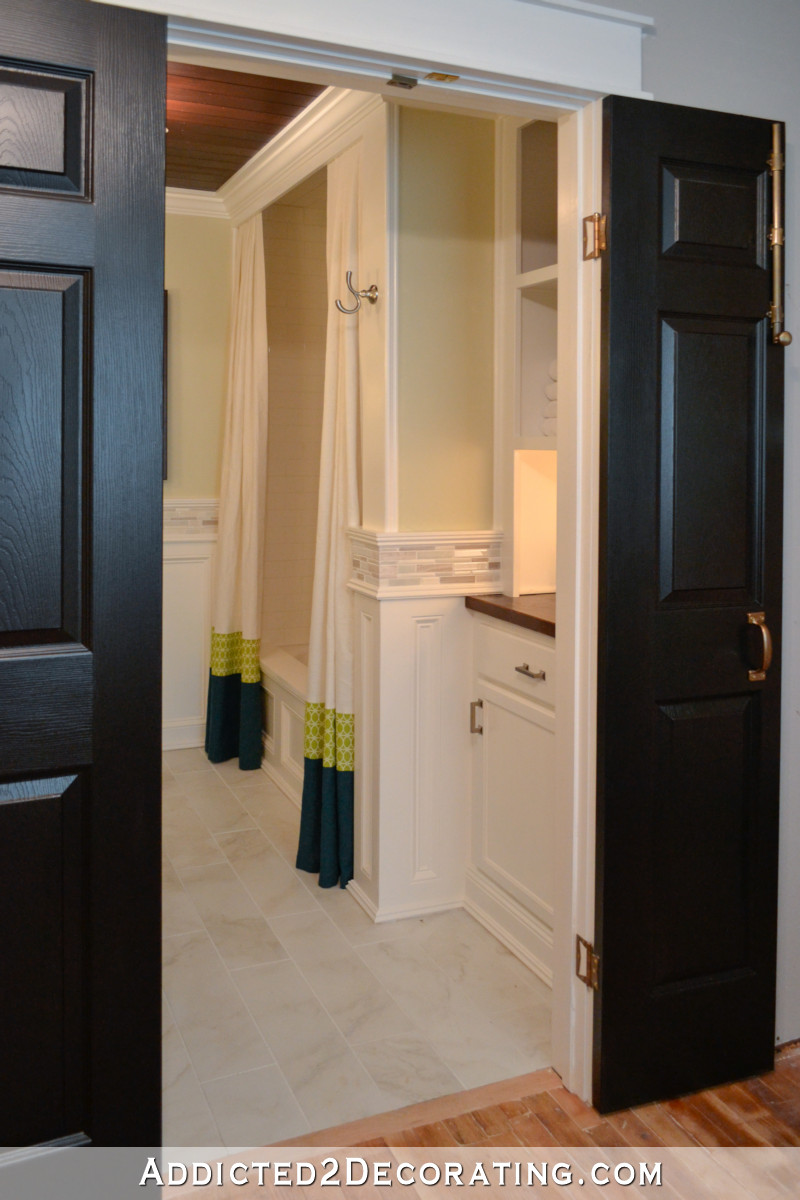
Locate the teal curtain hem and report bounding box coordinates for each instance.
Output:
[204,672,262,770]
[296,756,354,888]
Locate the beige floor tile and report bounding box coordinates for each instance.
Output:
[217,828,318,918]
[409,910,548,1015]
[260,811,301,862]
[162,1015,222,1147]
[162,865,204,939]
[163,930,272,1083]
[208,759,257,785]
[354,1034,462,1108]
[181,785,256,837]
[163,747,214,774]
[161,779,554,1143]
[266,909,348,969]
[202,1066,309,1148]
[162,775,187,802]
[180,863,288,969]
[282,1037,388,1131]
[303,955,415,1044]
[163,799,226,872]
[316,886,427,946]
[423,1009,547,1091]
[268,910,415,1042]
[233,959,343,1063]
[235,960,389,1131]
[356,937,464,1027]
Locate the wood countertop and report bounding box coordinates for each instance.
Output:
[465,592,556,638]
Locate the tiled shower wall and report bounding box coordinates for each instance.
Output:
[261,170,327,650]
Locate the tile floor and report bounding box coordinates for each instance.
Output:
[161,748,552,1149]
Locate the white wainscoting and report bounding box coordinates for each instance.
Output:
[162,505,217,750]
[350,590,474,921]
[260,648,307,807]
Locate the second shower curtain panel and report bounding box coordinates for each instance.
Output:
[296,142,362,888]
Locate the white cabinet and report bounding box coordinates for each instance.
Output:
[466,611,556,987]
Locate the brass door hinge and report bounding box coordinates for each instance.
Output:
[576,934,599,990]
[583,212,607,260]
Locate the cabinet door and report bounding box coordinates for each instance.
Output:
[595,96,783,1112]
[473,683,556,932]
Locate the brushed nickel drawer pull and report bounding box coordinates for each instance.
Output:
[516,662,546,681]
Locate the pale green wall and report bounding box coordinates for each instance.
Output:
[397,108,495,531]
[164,213,232,499]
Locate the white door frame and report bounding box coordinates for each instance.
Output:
[126,0,644,1103]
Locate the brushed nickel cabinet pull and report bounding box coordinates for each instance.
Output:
[516,662,546,681]
[747,612,773,682]
[470,699,484,734]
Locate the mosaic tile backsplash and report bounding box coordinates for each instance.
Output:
[350,531,503,596]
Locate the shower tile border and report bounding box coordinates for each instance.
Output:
[348,529,503,599]
[164,499,219,536]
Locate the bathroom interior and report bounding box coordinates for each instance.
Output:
[161,57,570,1148]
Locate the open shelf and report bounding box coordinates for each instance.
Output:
[516,263,558,295]
[514,435,557,452]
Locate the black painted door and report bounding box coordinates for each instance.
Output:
[595,96,784,1112]
[0,1,165,1145]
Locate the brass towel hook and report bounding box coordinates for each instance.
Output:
[335,271,379,314]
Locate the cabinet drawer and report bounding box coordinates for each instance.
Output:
[475,617,556,707]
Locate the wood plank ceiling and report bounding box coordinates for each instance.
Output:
[166,62,325,192]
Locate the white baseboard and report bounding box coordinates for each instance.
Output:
[162,719,206,751]
[348,880,464,925]
[347,880,378,920]
[465,867,553,990]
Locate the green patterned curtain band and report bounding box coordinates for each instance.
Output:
[210,629,261,684]
[304,702,354,772]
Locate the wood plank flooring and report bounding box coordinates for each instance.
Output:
[284,1043,800,1148]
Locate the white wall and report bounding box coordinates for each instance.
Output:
[397,108,495,531]
[164,213,232,499]
[595,0,800,1056]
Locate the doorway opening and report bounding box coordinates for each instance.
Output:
[159,45,597,1149]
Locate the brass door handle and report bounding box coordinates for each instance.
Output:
[747,612,773,682]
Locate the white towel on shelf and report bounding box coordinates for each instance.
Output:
[543,399,558,419]
[548,358,558,382]
[540,415,558,437]
[544,380,558,402]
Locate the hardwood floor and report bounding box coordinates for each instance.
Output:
[285,1043,800,1148]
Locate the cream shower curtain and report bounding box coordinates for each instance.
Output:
[205,214,269,770]
[296,143,362,887]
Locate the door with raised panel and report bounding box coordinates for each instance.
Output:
[0,0,165,1146]
[595,96,784,1111]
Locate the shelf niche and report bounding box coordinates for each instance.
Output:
[515,448,557,595]
[519,120,558,275]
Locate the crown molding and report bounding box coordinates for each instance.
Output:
[220,87,384,225]
[165,187,229,218]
